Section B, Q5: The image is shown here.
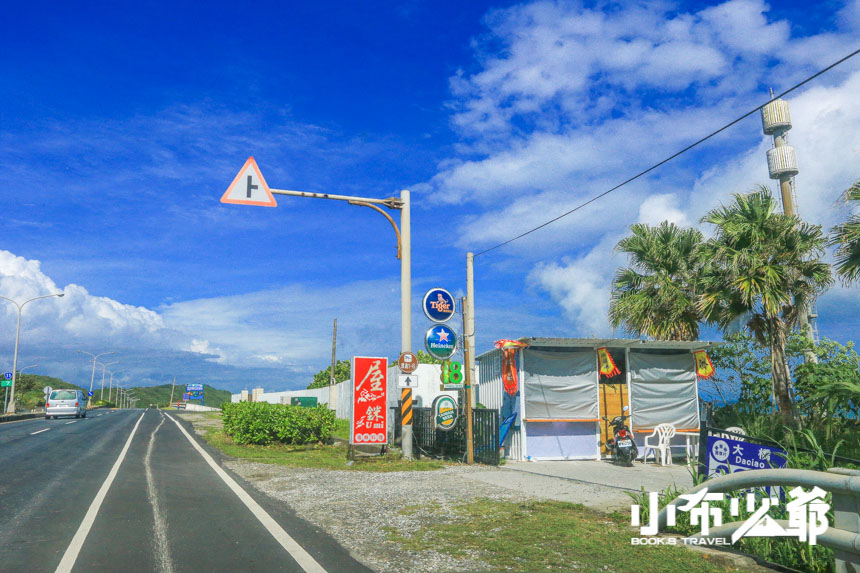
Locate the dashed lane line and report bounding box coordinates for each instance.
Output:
[31,428,50,435]
[166,414,327,573]
[55,412,145,573]
[66,421,77,425]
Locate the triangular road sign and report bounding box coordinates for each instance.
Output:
[221,157,277,207]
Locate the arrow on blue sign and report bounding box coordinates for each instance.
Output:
[88,391,93,397]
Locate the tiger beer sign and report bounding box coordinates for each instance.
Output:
[350,356,388,445]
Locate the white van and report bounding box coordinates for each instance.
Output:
[46,389,87,419]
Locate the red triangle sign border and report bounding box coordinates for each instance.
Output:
[220,157,278,207]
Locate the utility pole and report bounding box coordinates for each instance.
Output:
[463,253,476,464]
[169,376,176,408]
[329,319,337,412]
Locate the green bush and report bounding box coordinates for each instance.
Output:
[220,401,336,446]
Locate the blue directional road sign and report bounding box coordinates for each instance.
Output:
[88,391,93,397]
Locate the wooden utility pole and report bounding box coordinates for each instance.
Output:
[329,318,338,411]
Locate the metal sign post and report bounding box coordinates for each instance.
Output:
[221,158,412,459]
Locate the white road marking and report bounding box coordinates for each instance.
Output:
[55,412,145,573]
[145,414,174,573]
[65,421,77,425]
[166,414,327,573]
[31,428,50,435]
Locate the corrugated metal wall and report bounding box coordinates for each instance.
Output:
[231,363,453,423]
[477,348,524,460]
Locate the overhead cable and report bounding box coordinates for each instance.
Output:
[474,47,860,257]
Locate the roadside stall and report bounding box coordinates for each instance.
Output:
[476,338,717,462]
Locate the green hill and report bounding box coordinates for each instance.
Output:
[1,374,231,411]
[126,384,231,408]
[7,374,90,411]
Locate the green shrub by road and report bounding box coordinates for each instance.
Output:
[186,411,448,472]
[221,402,336,445]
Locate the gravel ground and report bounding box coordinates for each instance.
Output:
[179,413,769,573]
[226,460,528,573]
[178,413,528,572]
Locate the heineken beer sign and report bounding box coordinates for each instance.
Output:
[422,288,456,323]
[424,324,457,360]
[432,395,458,431]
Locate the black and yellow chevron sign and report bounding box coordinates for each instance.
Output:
[401,388,413,426]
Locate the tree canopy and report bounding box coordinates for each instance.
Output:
[829,179,860,284]
[609,221,703,341]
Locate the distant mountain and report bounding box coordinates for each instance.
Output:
[126,384,231,408]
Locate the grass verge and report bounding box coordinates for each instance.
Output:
[385,498,740,573]
[197,418,450,472]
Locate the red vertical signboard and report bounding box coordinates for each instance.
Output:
[351,356,388,445]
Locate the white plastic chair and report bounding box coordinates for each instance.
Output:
[643,424,676,465]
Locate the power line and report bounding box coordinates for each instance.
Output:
[474,47,860,257]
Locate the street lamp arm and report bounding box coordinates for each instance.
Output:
[0,292,65,311]
[270,188,404,210]
[348,201,402,259]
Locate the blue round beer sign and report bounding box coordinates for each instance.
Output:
[422,288,456,323]
[424,324,458,360]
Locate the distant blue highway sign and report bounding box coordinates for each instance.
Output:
[4,372,12,380]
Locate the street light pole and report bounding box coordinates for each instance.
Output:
[98,361,119,401]
[226,174,413,459]
[6,364,37,413]
[78,350,115,409]
[399,190,413,459]
[0,293,64,414]
[107,369,125,404]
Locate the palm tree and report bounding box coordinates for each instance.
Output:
[698,187,833,426]
[829,180,860,284]
[609,221,704,341]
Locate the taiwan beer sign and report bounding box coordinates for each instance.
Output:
[350,356,388,445]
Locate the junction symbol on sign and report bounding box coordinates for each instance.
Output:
[220,157,278,207]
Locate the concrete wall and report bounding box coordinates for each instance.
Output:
[184,403,222,412]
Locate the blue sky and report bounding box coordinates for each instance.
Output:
[1,0,858,394]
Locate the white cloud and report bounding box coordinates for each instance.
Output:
[433,0,860,338]
[0,251,171,347]
[638,194,690,226]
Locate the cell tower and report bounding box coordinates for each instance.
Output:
[761,94,820,356]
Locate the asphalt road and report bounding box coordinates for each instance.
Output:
[0,409,371,573]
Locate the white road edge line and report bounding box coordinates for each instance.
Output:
[55,412,145,573]
[31,428,50,435]
[165,414,327,573]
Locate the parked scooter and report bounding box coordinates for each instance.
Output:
[603,406,639,466]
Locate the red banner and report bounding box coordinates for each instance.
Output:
[351,356,388,445]
[495,339,528,396]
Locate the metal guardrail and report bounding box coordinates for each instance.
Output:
[656,468,860,572]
